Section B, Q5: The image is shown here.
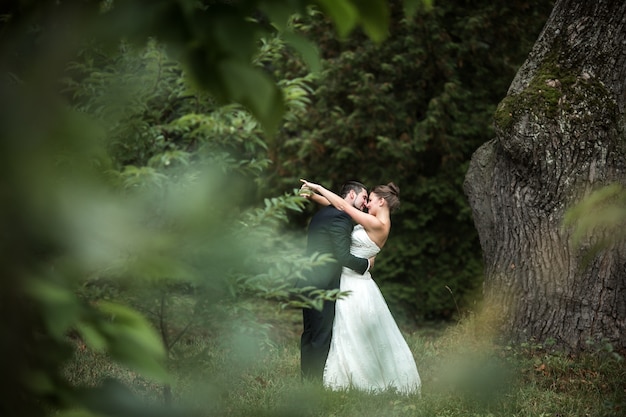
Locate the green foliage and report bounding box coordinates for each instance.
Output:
[0,0,404,135]
[84,301,169,381]
[317,0,390,42]
[563,184,626,259]
[262,0,554,319]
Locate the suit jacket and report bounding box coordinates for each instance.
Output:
[301,205,369,291]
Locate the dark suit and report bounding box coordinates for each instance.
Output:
[299,205,369,381]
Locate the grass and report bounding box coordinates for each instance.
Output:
[64,300,626,417]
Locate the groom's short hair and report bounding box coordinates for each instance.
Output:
[339,181,367,198]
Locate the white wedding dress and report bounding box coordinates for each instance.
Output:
[323,225,421,394]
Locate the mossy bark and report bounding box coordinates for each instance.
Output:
[464,0,626,351]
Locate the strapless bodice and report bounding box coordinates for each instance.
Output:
[349,225,381,258]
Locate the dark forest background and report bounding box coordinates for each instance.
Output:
[260,0,554,320]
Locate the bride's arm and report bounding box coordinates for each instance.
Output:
[308,193,330,206]
[300,179,381,230]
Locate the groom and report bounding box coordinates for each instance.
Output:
[299,180,372,382]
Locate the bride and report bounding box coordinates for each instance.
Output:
[300,179,421,395]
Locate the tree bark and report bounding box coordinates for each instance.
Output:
[464,0,626,351]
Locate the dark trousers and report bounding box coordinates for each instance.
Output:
[300,299,335,381]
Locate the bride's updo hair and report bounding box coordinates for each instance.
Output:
[371,182,400,213]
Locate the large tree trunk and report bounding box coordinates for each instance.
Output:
[464,0,626,351]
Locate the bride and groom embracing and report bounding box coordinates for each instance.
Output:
[297,179,421,395]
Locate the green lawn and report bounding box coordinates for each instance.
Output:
[64,301,625,417]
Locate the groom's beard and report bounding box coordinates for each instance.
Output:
[352,202,367,213]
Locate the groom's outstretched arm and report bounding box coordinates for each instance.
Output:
[329,213,369,275]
